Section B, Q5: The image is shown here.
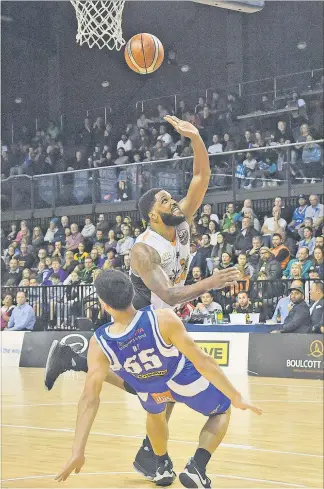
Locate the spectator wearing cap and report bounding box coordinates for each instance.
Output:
[255,247,282,280]
[270,233,290,270]
[288,195,308,236]
[81,216,96,239]
[65,223,84,252]
[271,284,311,333]
[270,280,302,324]
[298,227,316,256]
[283,247,313,279]
[305,195,324,232]
[309,281,324,333]
[44,218,59,244]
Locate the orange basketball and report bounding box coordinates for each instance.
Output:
[124,33,164,75]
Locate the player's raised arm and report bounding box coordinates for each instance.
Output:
[55,337,110,482]
[131,243,239,307]
[157,309,262,415]
[164,115,210,224]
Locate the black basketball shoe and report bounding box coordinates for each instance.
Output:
[153,457,176,487]
[44,340,84,391]
[179,458,211,488]
[133,438,157,481]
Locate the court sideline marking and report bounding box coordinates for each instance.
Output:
[0,471,307,487]
[2,423,322,459]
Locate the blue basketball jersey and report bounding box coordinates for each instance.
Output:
[94,306,183,393]
[94,305,231,416]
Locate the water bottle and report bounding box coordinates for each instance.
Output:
[217,310,223,324]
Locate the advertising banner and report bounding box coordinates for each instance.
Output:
[248,334,324,379]
[1,331,25,366]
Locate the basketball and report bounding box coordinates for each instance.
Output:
[124,33,164,74]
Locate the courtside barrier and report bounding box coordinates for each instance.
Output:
[248,334,324,380]
[1,331,25,366]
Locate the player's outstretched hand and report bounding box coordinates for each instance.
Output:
[164,115,199,139]
[55,453,85,482]
[209,267,240,290]
[232,396,263,415]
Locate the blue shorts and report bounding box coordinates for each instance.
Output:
[136,358,231,416]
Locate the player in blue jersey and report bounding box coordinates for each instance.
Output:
[45,116,240,481]
[55,270,262,488]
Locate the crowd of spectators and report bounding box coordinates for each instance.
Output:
[1,85,323,204]
[1,193,323,331]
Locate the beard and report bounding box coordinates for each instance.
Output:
[160,211,186,227]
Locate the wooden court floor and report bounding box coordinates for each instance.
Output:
[1,367,323,488]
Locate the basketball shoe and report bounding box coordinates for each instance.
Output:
[179,458,211,488]
[153,456,176,486]
[133,437,157,480]
[44,340,86,390]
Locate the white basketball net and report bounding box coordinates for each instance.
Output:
[70,0,126,51]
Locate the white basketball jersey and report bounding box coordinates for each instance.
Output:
[131,221,191,309]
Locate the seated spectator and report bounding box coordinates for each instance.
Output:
[52,240,65,261]
[137,113,153,130]
[255,247,282,280]
[96,214,109,236]
[14,220,30,245]
[47,258,68,283]
[90,248,100,268]
[65,223,83,252]
[196,234,213,271]
[121,253,131,275]
[240,208,261,233]
[288,194,307,235]
[298,227,316,255]
[221,203,240,231]
[103,249,120,269]
[312,246,324,277]
[1,294,15,330]
[283,247,313,279]
[7,291,36,331]
[270,279,304,323]
[192,291,223,325]
[157,125,173,148]
[188,243,205,279]
[246,236,263,270]
[233,291,255,315]
[81,216,96,239]
[270,233,290,270]
[315,236,324,248]
[222,133,235,152]
[4,245,16,268]
[94,244,106,269]
[261,207,287,246]
[200,203,219,224]
[153,140,168,160]
[114,148,129,166]
[239,130,253,150]
[74,242,89,263]
[16,242,34,269]
[104,229,117,253]
[4,258,22,286]
[111,215,123,239]
[208,135,223,154]
[174,302,195,322]
[207,233,233,275]
[31,226,44,250]
[305,195,323,232]
[309,281,324,333]
[116,225,134,256]
[216,252,234,271]
[199,214,210,235]
[301,135,322,182]
[44,218,59,244]
[235,253,254,279]
[36,261,51,284]
[273,120,294,144]
[243,152,257,189]
[223,222,238,246]
[234,217,260,256]
[117,134,133,153]
[284,262,303,280]
[208,220,219,246]
[271,284,311,333]
[6,223,18,245]
[186,266,203,285]
[80,257,97,284]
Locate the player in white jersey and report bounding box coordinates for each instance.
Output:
[55,270,262,488]
[44,116,239,480]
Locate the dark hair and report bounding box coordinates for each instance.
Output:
[313,280,324,293]
[51,273,60,281]
[304,226,313,233]
[94,270,134,310]
[238,290,248,297]
[138,188,163,222]
[272,233,282,239]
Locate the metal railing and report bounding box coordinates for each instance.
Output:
[1,140,323,214]
[136,68,324,115]
[1,279,315,330]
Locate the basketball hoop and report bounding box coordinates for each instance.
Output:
[70,0,126,51]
